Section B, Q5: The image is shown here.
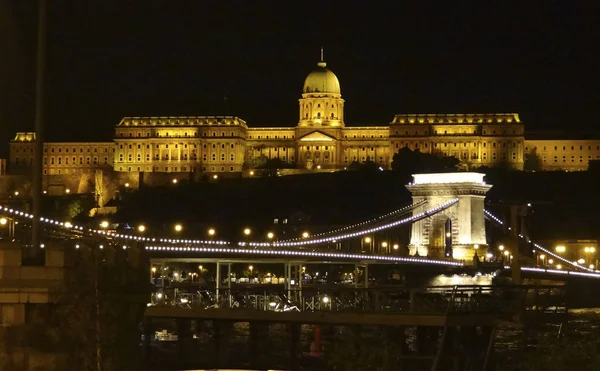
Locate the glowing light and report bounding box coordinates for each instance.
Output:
[539,254,545,260]
[64,222,73,229]
[411,172,485,185]
[0,218,7,225]
[504,251,509,256]
[213,175,218,180]
[445,232,451,238]
[364,237,372,243]
[174,224,183,232]
[244,228,251,236]
[100,220,109,229]
[556,245,566,253]
[302,232,309,238]
[393,244,399,250]
[65,189,70,194]
[208,228,216,236]
[322,296,330,304]
[172,178,178,184]
[381,242,388,248]
[125,183,130,187]
[499,245,505,251]
[578,258,586,265]
[151,267,157,273]
[556,264,562,270]
[267,232,274,239]
[138,225,146,232]
[14,191,19,196]
[473,244,479,250]
[249,171,254,176]
[548,259,554,264]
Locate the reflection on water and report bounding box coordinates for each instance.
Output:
[149,308,600,370]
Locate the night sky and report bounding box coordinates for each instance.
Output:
[1,1,598,156]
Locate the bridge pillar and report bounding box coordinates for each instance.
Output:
[407,173,492,261]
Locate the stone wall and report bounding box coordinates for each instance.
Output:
[0,242,67,371]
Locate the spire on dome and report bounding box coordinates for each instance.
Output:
[317,47,327,68]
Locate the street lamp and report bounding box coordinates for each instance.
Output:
[208,228,216,237]
[393,244,399,250]
[244,228,251,236]
[172,178,178,184]
[364,237,372,243]
[302,231,309,238]
[100,220,109,229]
[0,218,7,226]
[174,224,183,232]
[249,265,254,277]
[556,245,566,253]
[138,224,146,233]
[498,245,505,251]
[267,232,274,239]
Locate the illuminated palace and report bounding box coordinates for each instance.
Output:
[8,57,600,182]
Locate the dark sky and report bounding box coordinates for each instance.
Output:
[1,1,599,156]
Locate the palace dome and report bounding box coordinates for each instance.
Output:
[303,61,341,95]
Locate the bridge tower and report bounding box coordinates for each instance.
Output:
[407,173,492,262]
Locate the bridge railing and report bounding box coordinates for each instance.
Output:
[147,285,550,316]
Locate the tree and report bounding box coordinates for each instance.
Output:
[391,148,460,180]
[56,243,151,370]
[523,148,543,171]
[243,154,268,170]
[346,158,379,173]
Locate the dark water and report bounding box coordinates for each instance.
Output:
[148,309,600,370]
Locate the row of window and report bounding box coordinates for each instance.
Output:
[117,153,238,163]
[118,131,241,138]
[118,143,238,150]
[117,165,238,173]
[394,129,520,136]
[529,145,600,152]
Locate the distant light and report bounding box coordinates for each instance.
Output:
[446,232,451,238]
[527,203,532,207]
[249,170,254,176]
[322,296,330,304]
[381,242,388,248]
[473,244,479,250]
[172,178,178,184]
[213,175,218,179]
[302,231,309,238]
[138,225,146,232]
[124,183,130,187]
[504,251,510,256]
[499,245,505,251]
[364,237,372,243]
[100,220,109,229]
[40,244,45,248]
[208,228,216,236]
[393,244,399,250]
[556,264,562,270]
[14,191,19,196]
[174,224,183,232]
[267,232,274,239]
[244,228,251,236]
[43,190,47,194]
[316,165,321,170]
[65,189,70,194]
[64,222,73,229]
[378,167,383,171]
[556,245,566,253]
[0,218,7,225]
[578,258,586,265]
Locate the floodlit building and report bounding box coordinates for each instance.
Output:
[7,55,600,183]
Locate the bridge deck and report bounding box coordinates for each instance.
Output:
[145,306,499,326]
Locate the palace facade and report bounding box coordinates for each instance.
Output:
[7,57,600,182]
